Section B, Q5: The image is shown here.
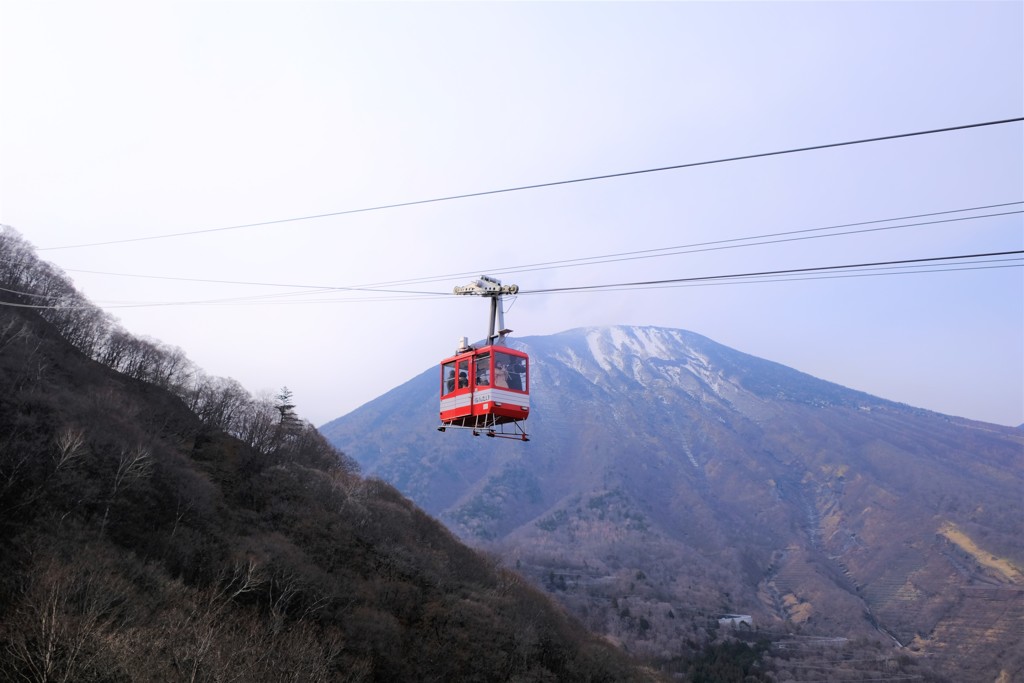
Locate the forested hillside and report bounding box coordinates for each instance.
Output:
[0,227,651,682]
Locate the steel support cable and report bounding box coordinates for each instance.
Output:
[667,255,1024,283]
[518,250,1024,295]
[56,203,1023,296]
[0,289,456,310]
[281,263,1024,298]
[472,209,1024,280]
[120,261,1019,305]
[248,210,1020,297]
[580,264,1023,294]
[82,254,1024,306]
[2,254,1019,310]
[54,271,440,296]
[336,201,1024,289]
[0,284,65,299]
[38,117,1024,251]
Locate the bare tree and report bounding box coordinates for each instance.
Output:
[3,554,128,683]
[239,396,279,455]
[162,560,265,683]
[52,427,86,473]
[98,444,153,539]
[0,317,29,353]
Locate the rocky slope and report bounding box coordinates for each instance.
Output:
[322,325,1024,681]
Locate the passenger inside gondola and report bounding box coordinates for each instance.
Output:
[507,359,523,390]
[493,351,525,390]
[443,363,456,394]
[476,353,490,386]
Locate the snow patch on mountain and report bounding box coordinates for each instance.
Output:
[631,357,648,386]
[608,325,632,352]
[585,329,613,372]
[682,438,700,469]
[682,349,725,396]
[585,326,692,376]
[558,348,586,374]
[575,326,748,399]
[539,325,889,419]
[661,365,685,385]
[633,326,682,361]
[551,347,602,386]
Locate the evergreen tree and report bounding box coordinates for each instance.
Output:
[275,386,298,425]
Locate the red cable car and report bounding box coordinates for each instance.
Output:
[437,276,530,441]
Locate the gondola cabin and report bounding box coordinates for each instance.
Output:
[439,345,529,437]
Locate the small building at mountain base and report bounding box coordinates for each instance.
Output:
[718,614,753,628]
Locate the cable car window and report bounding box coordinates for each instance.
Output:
[457,359,470,389]
[475,353,491,386]
[494,351,526,391]
[442,361,456,395]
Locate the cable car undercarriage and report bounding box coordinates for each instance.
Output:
[436,416,530,441]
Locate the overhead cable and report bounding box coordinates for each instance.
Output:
[299,202,1024,290]
[519,250,1024,295]
[7,251,1019,310]
[583,263,1021,293]
[234,262,1024,300]
[59,202,1022,294]
[39,117,1024,251]
[468,209,1023,280]
[104,256,1024,305]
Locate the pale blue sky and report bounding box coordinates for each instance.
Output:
[1,1,1021,426]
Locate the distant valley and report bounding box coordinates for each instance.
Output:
[322,325,1024,682]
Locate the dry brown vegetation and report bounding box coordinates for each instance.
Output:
[0,226,653,682]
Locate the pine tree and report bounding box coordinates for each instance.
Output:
[274,386,301,442]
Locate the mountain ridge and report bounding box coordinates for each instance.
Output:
[322,324,1024,681]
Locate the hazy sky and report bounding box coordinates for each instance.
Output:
[1,1,1022,427]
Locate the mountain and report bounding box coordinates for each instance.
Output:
[0,228,652,682]
[321,325,1024,682]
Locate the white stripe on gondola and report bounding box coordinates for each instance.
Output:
[440,388,529,412]
[472,388,529,409]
